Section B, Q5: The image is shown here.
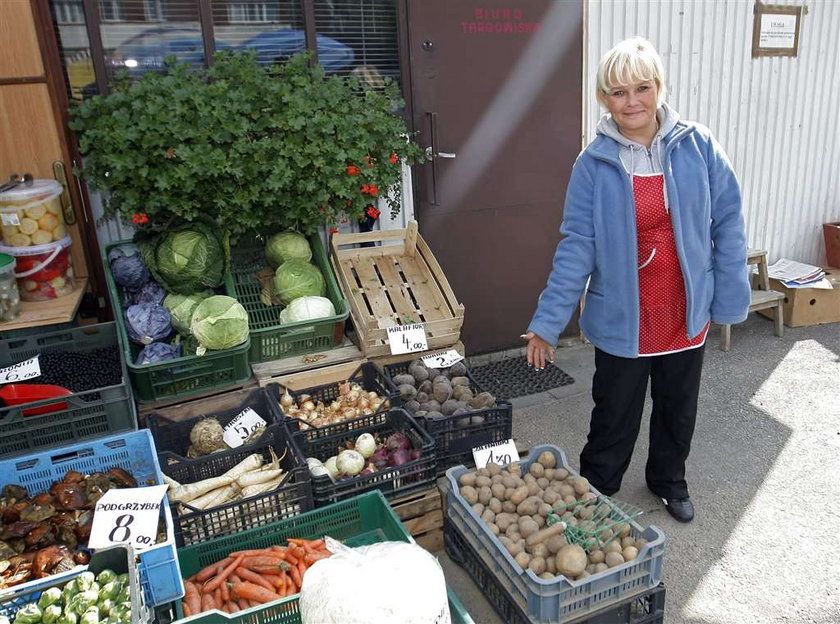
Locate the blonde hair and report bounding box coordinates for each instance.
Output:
[596,37,667,106]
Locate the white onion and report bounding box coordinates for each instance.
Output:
[336,450,365,476]
[324,456,339,479]
[280,388,295,408]
[301,400,316,411]
[355,433,377,459]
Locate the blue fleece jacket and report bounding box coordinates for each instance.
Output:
[527,113,751,358]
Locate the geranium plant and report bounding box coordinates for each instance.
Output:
[69,52,422,237]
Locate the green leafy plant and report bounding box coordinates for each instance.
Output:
[69,52,422,236]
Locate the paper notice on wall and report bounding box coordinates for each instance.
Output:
[759,14,797,49]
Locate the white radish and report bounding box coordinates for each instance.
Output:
[168,475,234,503]
[162,474,181,490]
[220,453,264,480]
[237,469,284,489]
[183,485,228,510]
[240,475,285,499]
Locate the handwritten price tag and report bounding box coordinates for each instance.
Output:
[386,324,428,355]
[223,408,267,448]
[421,349,464,369]
[0,356,41,384]
[472,439,520,469]
[88,485,167,552]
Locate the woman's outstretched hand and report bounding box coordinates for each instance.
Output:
[523,332,555,370]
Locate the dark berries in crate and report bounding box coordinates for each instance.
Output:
[32,346,122,397]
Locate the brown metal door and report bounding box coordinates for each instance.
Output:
[407,1,583,354]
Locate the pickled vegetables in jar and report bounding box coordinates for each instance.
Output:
[0,253,21,321]
[0,179,66,248]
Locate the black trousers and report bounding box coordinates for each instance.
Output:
[579,345,705,500]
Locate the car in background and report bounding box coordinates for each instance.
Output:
[239,29,354,73]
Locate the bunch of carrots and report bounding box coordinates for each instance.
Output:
[181,537,332,616]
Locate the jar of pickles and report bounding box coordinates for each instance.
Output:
[0,179,66,247]
[0,253,21,321]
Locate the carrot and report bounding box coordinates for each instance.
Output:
[240,555,286,568]
[251,562,291,575]
[184,581,201,616]
[221,577,230,603]
[182,602,193,617]
[289,564,302,590]
[205,554,245,593]
[229,573,242,583]
[304,551,331,565]
[283,550,299,565]
[297,559,307,579]
[228,548,276,557]
[303,539,325,551]
[195,559,228,583]
[201,591,216,612]
[236,566,276,591]
[231,581,283,604]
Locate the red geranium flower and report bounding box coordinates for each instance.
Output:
[389,153,399,165]
[346,165,361,176]
[366,205,381,220]
[131,213,149,225]
[165,148,175,159]
[364,156,374,168]
[361,184,371,194]
[367,184,378,197]
[329,227,339,234]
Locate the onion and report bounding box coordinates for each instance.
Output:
[367,391,379,400]
[307,457,324,470]
[301,400,316,412]
[330,400,342,412]
[324,456,339,479]
[337,450,365,476]
[311,465,333,481]
[389,449,411,467]
[342,408,357,421]
[385,432,411,452]
[298,394,312,404]
[280,388,295,408]
[346,391,360,404]
[357,397,371,410]
[355,433,377,458]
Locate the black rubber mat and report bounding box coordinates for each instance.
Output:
[469,355,574,400]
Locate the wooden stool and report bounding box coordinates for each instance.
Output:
[720,249,784,351]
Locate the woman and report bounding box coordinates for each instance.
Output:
[524,38,750,522]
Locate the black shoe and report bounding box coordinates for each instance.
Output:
[661,497,694,522]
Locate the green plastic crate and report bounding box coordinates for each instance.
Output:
[174,490,411,620]
[230,233,349,363]
[103,241,252,403]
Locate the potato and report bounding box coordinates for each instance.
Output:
[537,477,550,490]
[588,550,605,564]
[542,490,560,505]
[506,541,524,557]
[476,467,490,478]
[526,481,541,496]
[613,522,630,538]
[529,462,545,478]
[481,509,496,524]
[502,501,516,513]
[398,384,417,400]
[478,486,493,505]
[604,540,623,554]
[461,486,478,505]
[519,517,539,539]
[393,374,416,387]
[486,462,502,477]
[488,523,500,536]
[471,503,485,516]
[553,468,569,481]
[578,570,591,580]
[458,473,477,487]
[545,534,567,554]
[507,463,522,476]
[605,551,625,568]
[537,450,557,469]
[594,562,609,573]
[537,503,552,517]
[499,536,512,547]
[544,468,556,481]
[517,497,540,516]
[546,555,556,573]
[528,556,547,575]
[514,551,532,569]
[635,538,648,551]
[580,491,598,503]
[558,484,575,498]
[621,536,636,550]
[555,545,587,577]
[475,475,492,488]
[495,513,514,532]
[488,498,503,514]
[530,542,549,559]
[577,506,594,521]
[598,528,614,542]
[523,473,536,484]
[502,476,518,489]
[505,523,520,538]
[539,572,554,580]
[569,476,590,496]
[491,483,506,500]
[622,546,638,561]
[586,563,597,574]
[509,486,529,505]
[532,514,546,528]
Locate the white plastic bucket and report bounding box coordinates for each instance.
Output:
[0,179,66,247]
[0,236,76,301]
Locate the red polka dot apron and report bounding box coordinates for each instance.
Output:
[633,174,709,355]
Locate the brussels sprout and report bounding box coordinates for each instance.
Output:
[11,603,41,624]
[115,574,128,587]
[38,586,62,610]
[75,572,96,593]
[97,599,113,617]
[42,604,63,624]
[56,614,78,624]
[115,587,130,604]
[98,581,121,603]
[62,578,78,602]
[68,590,98,615]
[94,570,117,586]
[79,611,100,624]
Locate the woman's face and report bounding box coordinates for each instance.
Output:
[603,80,659,138]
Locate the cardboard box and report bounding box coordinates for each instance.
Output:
[758,266,840,327]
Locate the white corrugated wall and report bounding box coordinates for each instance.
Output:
[584,0,840,265]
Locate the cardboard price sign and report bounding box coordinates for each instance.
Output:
[88,485,167,552]
[223,408,267,448]
[0,356,41,384]
[421,349,464,369]
[472,439,519,469]
[386,324,428,355]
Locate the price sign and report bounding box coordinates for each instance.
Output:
[472,439,520,469]
[223,408,267,448]
[421,349,464,369]
[386,324,428,355]
[0,356,41,384]
[88,485,168,552]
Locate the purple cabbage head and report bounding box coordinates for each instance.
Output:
[125,303,172,345]
[108,244,149,291]
[128,280,167,306]
[135,341,181,365]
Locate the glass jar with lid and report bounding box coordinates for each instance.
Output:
[0,253,21,321]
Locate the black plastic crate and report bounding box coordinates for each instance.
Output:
[266,362,397,444]
[384,361,513,475]
[286,408,436,506]
[147,387,283,464]
[160,423,313,546]
[0,322,135,458]
[444,520,666,624]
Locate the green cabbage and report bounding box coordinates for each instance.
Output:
[265,232,312,269]
[273,260,325,306]
[163,290,213,335]
[279,296,336,324]
[139,222,226,294]
[190,295,249,354]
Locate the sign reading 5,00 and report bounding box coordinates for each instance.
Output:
[88,485,168,552]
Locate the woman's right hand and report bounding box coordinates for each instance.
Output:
[523,332,555,370]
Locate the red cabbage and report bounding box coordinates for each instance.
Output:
[135,341,181,365]
[128,280,167,306]
[125,303,172,345]
[108,244,149,290]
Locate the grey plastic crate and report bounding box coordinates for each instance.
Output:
[0,543,153,623]
[0,322,136,458]
[445,445,666,624]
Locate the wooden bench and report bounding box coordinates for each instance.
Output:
[720,248,784,351]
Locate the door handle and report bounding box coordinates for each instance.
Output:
[425,112,456,206]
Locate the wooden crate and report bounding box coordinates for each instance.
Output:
[389,485,444,552]
[137,376,258,424]
[330,221,465,358]
[251,339,365,387]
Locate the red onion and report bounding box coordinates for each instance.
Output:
[409,449,421,461]
[389,448,411,466]
[385,432,411,452]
